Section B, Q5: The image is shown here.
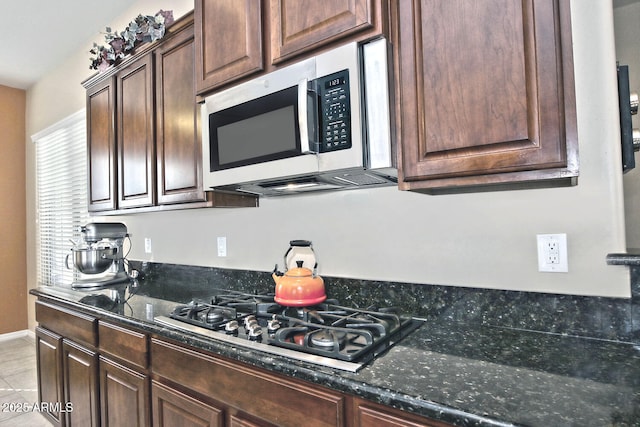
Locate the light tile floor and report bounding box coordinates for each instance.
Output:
[0,335,53,426]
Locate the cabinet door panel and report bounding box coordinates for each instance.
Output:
[156,24,205,204]
[36,327,64,427]
[117,54,156,208]
[152,381,223,427]
[270,0,375,64]
[63,340,99,427]
[195,0,263,94]
[86,77,117,211]
[100,357,150,427]
[395,0,578,190]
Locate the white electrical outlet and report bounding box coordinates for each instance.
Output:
[217,237,227,257]
[536,234,568,272]
[144,237,152,254]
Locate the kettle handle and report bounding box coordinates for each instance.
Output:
[289,240,312,247]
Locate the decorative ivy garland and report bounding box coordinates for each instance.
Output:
[89,10,174,71]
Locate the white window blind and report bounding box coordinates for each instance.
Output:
[33,110,89,287]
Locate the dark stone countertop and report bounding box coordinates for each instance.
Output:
[30,283,640,427]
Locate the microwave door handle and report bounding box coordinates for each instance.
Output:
[298,78,316,154]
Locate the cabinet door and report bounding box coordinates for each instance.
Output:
[117,54,156,208]
[229,413,274,427]
[62,340,99,427]
[36,327,65,427]
[155,24,206,204]
[270,0,377,64]
[86,77,117,211]
[195,0,263,94]
[151,380,223,427]
[394,0,578,192]
[100,356,150,427]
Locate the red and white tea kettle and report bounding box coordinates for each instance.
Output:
[273,240,326,307]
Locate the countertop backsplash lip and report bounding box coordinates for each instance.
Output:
[127,260,640,344]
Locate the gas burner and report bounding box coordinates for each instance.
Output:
[309,329,346,350]
[169,302,239,331]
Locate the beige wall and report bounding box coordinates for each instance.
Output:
[25,0,631,329]
[1,85,27,334]
[614,3,640,247]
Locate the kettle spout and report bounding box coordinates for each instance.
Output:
[272,264,283,284]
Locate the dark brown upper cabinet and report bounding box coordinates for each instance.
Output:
[195,0,264,95]
[86,77,117,212]
[155,24,206,205]
[116,53,156,209]
[269,0,380,64]
[392,0,578,193]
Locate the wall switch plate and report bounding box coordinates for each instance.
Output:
[144,238,152,254]
[217,237,227,257]
[537,234,568,272]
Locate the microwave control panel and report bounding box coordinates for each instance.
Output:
[316,70,351,152]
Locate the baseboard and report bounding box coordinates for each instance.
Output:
[0,329,32,342]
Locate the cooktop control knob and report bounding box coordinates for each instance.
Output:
[224,320,239,336]
[247,324,263,342]
[267,315,281,337]
[244,315,257,329]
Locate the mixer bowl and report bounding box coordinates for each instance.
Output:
[69,248,115,274]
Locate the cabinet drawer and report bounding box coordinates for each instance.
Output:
[98,321,148,370]
[36,300,97,347]
[151,338,345,427]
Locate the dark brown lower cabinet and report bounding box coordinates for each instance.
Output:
[62,340,99,427]
[99,356,150,427]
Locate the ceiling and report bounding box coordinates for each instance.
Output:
[0,0,134,90]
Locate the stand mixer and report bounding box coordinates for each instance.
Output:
[66,222,130,289]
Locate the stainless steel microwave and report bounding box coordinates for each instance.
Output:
[201,39,396,196]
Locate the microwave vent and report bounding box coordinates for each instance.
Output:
[332,173,391,186]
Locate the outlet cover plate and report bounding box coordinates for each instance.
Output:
[217,237,227,257]
[537,233,568,272]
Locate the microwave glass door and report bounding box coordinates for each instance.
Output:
[209,86,302,171]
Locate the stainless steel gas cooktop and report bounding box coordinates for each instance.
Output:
[154,291,422,372]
